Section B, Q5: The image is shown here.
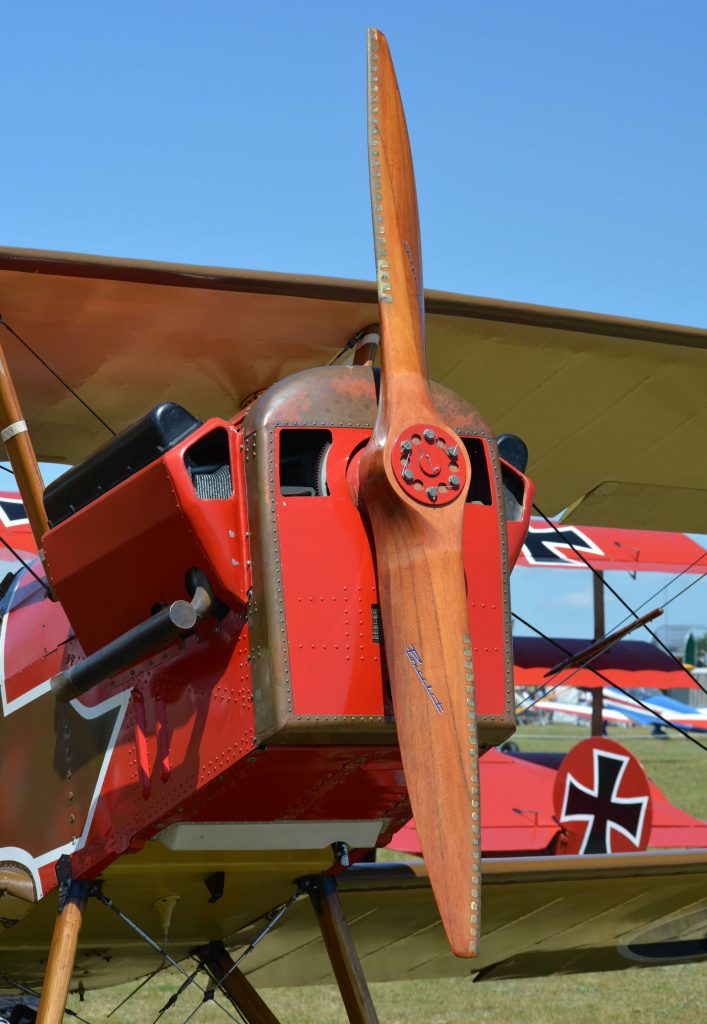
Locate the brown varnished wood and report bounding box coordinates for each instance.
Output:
[358,29,480,957]
[36,883,88,1024]
[0,338,48,549]
[365,29,430,436]
[199,942,282,1024]
[309,879,380,1024]
[3,250,707,534]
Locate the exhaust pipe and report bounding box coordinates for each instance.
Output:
[51,586,213,703]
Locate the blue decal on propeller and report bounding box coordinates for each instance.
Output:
[405,643,445,713]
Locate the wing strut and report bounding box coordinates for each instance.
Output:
[0,338,48,551]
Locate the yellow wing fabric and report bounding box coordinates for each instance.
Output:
[244,852,707,985]
[1,247,706,530]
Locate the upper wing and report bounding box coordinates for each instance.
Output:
[1,248,707,530]
[518,520,707,573]
[244,854,707,985]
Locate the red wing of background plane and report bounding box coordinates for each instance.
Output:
[514,636,689,691]
[389,740,707,859]
[518,518,707,573]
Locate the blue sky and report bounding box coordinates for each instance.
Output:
[2,1,707,637]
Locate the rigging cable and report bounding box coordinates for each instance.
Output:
[0,317,116,437]
[180,891,302,1024]
[0,533,49,592]
[514,527,707,713]
[106,962,168,1017]
[533,504,707,698]
[95,891,243,1024]
[512,611,707,753]
[0,972,93,1024]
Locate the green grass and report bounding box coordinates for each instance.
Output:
[74,964,707,1024]
[64,725,707,1024]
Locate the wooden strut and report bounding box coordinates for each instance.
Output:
[36,881,89,1024]
[0,338,48,552]
[197,941,282,1024]
[308,876,380,1024]
[591,572,606,737]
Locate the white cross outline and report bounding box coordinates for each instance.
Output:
[0,497,29,529]
[560,748,649,854]
[0,572,130,898]
[521,524,605,567]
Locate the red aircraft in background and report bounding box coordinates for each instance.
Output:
[517,518,707,574]
[389,739,707,860]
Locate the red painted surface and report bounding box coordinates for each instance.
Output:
[2,573,71,704]
[648,782,707,847]
[518,519,707,573]
[131,689,151,800]
[514,636,689,690]
[1,413,531,898]
[0,492,36,565]
[42,419,250,655]
[389,742,707,858]
[553,738,652,854]
[390,423,467,506]
[154,696,171,783]
[277,429,390,718]
[390,748,558,856]
[2,565,410,897]
[463,500,513,719]
[279,429,530,720]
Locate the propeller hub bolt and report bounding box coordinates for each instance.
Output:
[392,424,467,506]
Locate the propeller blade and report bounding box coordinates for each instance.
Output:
[359,28,481,958]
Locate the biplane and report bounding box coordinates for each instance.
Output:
[2,27,707,1024]
[514,518,707,737]
[533,682,707,731]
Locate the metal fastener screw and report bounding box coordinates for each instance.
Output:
[402,468,414,483]
[426,486,438,501]
[423,428,436,443]
[449,474,460,488]
[400,439,413,453]
[446,444,459,459]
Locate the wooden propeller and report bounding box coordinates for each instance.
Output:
[358,29,481,958]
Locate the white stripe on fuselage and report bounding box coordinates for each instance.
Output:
[0,571,130,898]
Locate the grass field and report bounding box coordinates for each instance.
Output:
[74,962,706,1024]
[63,724,707,1024]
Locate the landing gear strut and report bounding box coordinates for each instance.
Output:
[35,881,88,1024]
[304,875,380,1024]
[196,941,281,1024]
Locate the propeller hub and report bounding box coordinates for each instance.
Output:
[391,424,468,506]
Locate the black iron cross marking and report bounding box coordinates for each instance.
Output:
[0,498,28,527]
[560,750,648,854]
[522,524,604,566]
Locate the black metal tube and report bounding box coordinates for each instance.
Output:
[51,587,212,702]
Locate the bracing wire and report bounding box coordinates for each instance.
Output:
[0,533,49,592]
[512,611,707,753]
[0,317,116,437]
[96,892,242,1024]
[532,504,707,698]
